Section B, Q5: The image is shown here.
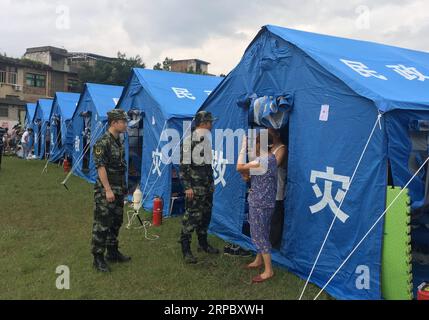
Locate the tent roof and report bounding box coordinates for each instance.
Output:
[264,25,429,112]
[25,103,37,122]
[51,92,81,120]
[35,99,53,121]
[129,68,223,119]
[79,83,124,118]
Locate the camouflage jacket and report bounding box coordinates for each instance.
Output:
[93,131,126,192]
[179,132,214,195]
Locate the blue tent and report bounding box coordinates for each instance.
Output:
[33,99,53,159]
[25,103,37,149]
[117,68,222,215]
[48,92,81,162]
[198,25,429,300]
[25,103,37,129]
[70,83,123,183]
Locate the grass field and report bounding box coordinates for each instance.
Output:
[0,156,330,300]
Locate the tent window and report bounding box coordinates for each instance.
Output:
[55,117,62,149]
[82,115,91,174]
[408,120,429,204]
[45,125,51,158]
[127,111,143,195]
[36,121,42,156]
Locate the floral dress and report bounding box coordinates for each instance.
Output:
[247,154,278,253]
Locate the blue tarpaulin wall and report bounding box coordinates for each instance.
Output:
[70,83,123,183]
[118,68,222,215]
[25,103,37,148]
[198,25,429,300]
[49,92,81,162]
[33,99,53,159]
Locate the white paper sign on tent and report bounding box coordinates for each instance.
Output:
[319,104,330,122]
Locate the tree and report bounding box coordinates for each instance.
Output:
[76,51,145,90]
[153,62,162,70]
[153,57,173,71]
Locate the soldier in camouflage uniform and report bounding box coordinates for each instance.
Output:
[91,109,131,272]
[179,111,220,264]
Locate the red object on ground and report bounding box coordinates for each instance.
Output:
[153,197,163,227]
[417,282,429,300]
[63,158,71,173]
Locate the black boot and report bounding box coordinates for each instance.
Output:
[198,235,220,254]
[93,254,110,272]
[106,246,131,263]
[181,239,197,264]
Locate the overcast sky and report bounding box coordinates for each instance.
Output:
[1,0,428,75]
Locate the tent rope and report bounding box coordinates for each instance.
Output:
[138,120,168,202]
[314,154,429,300]
[139,121,193,210]
[299,112,383,300]
[61,121,106,188]
[42,119,74,174]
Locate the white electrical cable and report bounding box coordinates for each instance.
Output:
[125,209,160,241]
[313,155,429,300]
[299,112,383,300]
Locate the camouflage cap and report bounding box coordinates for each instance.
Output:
[194,111,217,126]
[108,109,128,122]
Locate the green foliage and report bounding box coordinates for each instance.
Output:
[77,51,145,90]
[153,57,173,71]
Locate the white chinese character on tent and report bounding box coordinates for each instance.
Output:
[309,167,351,223]
[204,90,212,96]
[385,64,429,82]
[152,149,163,177]
[171,87,196,100]
[212,150,228,187]
[74,136,80,152]
[340,59,387,80]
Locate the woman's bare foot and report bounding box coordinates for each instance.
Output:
[247,262,263,268]
[259,271,274,280]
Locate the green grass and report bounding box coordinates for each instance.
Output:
[0,156,330,300]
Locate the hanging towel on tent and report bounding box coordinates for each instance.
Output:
[249,95,292,129]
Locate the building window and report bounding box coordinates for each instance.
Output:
[0,106,9,117]
[26,73,46,88]
[67,78,80,92]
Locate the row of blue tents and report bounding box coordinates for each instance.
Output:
[23,25,429,300]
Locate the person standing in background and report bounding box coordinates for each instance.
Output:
[0,127,7,170]
[268,128,287,249]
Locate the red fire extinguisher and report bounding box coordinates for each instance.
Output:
[153,196,163,227]
[417,282,429,300]
[63,158,71,173]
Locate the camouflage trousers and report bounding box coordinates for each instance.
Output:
[91,186,124,255]
[180,192,213,243]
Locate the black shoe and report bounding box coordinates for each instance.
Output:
[225,245,252,257]
[181,239,197,264]
[93,254,110,272]
[106,247,132,263]
[223,243,233,255]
